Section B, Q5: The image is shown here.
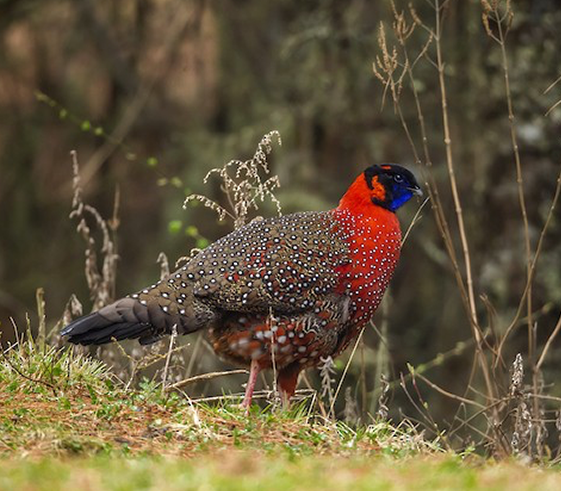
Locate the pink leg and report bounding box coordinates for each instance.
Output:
[242,359,261,412]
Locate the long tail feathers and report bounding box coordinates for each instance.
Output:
[61,298,159,345]
[61,278,219,346]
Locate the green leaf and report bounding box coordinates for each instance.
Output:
[59,397,71,410]
[168,220,183,234]
[196,238,209,249]
[185,225,198,237]
[147,157,158,167]
[80,120,91,131]
[170,177,183,188]
[87,384,98,404]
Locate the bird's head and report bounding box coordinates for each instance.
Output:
[339,164,423,213]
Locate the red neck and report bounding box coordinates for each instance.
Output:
[337,173,396,222]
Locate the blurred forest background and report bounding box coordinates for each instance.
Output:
[2,0,561,448]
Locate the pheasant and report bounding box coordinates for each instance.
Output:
[62,164,422,408]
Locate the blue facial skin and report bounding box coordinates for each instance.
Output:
[388,185,415,211]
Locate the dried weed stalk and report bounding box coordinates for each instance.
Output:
[161,325,178,395]
[482,0,533,374]
[377,374,390,421]
[50,294,83,346]
[69,150,120,311]
[183,131,282,229]
[157,252,170,280]
[343,387,360,425]
[510,354,531,456]
[372,23,408,109]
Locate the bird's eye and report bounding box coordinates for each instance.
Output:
[393,174,404,183]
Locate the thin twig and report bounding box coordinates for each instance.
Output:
[330,326,366,416]
[415,371,485,409]
[36,287,46,353]
[402,196,430,245]
[161,325,178,395]
[535,311,561,372]
[191,388,316,404]
[497,165,561,362]
[269,308,279,403]
[0,349,57,395]
[490,0,534,384]
[434,0,496,408]
[167,369,249,391]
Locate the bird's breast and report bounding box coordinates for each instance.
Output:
[332,208,402,325]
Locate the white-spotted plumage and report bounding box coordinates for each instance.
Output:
[61,163,421,406]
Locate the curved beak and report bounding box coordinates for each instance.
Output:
[409,185,424,197]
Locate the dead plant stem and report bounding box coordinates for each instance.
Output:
[434,0,495,405]
[168,369,249,391]
[330,326,366,417]
[493,1,534,391]
[497,167,561,363]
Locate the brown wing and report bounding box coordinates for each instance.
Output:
[183,211,350,315]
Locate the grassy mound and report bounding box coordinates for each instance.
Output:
[0,339,436,458]
[2,337,561,490]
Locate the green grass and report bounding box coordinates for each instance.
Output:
[2,453,561,491]
[0,337,438,458]
[2,336,561,490]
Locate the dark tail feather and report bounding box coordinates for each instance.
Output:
[61,316,152,345]
[62,282,218,346]
[61,298,156,346]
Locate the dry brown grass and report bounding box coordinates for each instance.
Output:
[0,385,433,458]
[371,0,561,460]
